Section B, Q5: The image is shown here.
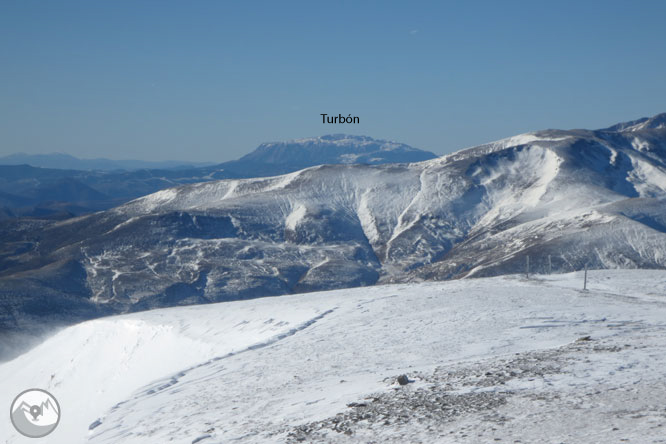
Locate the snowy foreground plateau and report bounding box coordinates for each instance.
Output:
[2,269,666,443]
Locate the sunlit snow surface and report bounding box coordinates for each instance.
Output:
[2,270,666,443]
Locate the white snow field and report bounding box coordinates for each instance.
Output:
[2,270,666,443]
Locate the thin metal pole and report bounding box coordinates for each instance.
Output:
[548,255,552,275]
[526,255,530,279]
[583,264,588,291]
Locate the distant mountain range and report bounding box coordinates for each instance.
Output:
[0,135,437,218]
[0,152,214,171]
[1,114,665,334]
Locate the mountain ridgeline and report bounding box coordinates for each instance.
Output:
[1,115,666,334]
[0,135,436,218]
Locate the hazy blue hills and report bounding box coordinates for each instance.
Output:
[0,152,214,171]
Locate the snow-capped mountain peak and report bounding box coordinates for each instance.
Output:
[237,134,437,165]
[601,112,666,133]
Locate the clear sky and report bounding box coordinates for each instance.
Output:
[1,0,665,162]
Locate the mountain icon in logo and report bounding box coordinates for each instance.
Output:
[10,389,61,438]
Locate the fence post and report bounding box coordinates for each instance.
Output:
[583,264,588,291]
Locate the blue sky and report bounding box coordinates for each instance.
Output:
[1,1,665,162]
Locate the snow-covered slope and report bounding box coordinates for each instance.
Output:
[1,114,666,331]
[2,270,666,443]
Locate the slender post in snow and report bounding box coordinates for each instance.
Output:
[526,255,530,279]
[548,255,552,275]
[583,264,588,291]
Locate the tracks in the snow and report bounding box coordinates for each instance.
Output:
[91,307,338,431]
